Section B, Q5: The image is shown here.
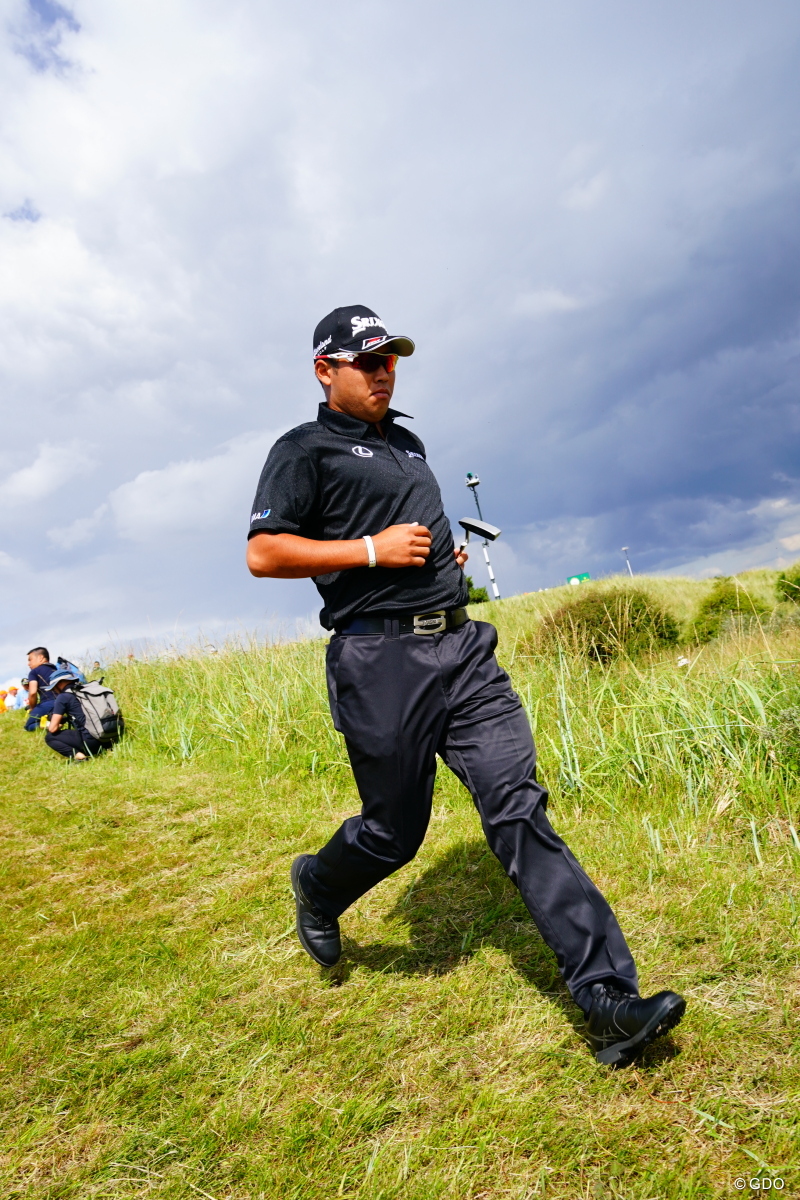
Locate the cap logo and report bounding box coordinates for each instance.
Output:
[352,445,373,458]
[351,315,386,338]
[313,335,332,356]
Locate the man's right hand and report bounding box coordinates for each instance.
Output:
[373,523,431,567]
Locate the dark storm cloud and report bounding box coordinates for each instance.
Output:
[449,180,800,570]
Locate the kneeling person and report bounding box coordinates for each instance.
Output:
[43,670,101,760]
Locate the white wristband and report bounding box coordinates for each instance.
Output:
[363,535,377,568]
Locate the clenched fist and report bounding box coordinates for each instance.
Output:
[372,523,432,567]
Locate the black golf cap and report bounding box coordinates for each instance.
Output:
[312,305,415,359]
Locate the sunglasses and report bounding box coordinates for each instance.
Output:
[322,352,398,373]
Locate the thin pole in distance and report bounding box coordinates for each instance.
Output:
[621,547,634,577]
[466,473,501,600]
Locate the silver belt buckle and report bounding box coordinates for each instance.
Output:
[413,609,447,635]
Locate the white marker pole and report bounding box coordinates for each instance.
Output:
[483,541,501,600]
[466,473,501,599]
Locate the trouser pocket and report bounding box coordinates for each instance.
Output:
[325,636,349,733]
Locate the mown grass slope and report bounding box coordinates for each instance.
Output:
[1,571,798,1199]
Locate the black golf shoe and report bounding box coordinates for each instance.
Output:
[290,855,341,967]
[584,982,686,1066]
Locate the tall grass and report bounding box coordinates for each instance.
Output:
[111,602,800,840]
[115,638,337,774]
[106,580,800,913]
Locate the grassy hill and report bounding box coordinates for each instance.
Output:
[1,570,799,1198]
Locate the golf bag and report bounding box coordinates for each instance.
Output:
[74,680,124,745]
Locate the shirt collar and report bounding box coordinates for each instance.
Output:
[317,403,413,437]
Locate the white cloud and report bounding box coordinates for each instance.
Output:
[562,170,610,211]
[48,503,108,549]
[512,289,587,318]
[0,441,92,505]
[780,533,800,553]
[108,431,279,542]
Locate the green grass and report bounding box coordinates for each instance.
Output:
[1,571,799,1198]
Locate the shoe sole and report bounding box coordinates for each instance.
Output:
[595,995,686,1067]
[290,855,341,968]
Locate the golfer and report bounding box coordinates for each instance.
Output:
[247,305,685,1066]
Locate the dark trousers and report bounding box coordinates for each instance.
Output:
[303,618,638,1012]
[24,699,54,731]
[45,729,101,758]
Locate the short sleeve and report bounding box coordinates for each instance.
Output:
[247,439,319,539]
[53,693,68,716]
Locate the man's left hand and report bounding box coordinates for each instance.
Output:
[454,546,468,569]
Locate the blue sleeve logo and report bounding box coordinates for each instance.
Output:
[251,509,271,522]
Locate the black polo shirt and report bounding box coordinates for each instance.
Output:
[248,403,468,629]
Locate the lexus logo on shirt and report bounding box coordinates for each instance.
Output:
[352,445,374,458]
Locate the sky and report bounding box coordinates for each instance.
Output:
[1,0,799,676]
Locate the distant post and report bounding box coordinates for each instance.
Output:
[465,473,501,600]
[621,547,634,577]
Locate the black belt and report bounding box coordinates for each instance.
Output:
[337,607,469,636]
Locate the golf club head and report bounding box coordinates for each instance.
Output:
[458,518,502,547]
